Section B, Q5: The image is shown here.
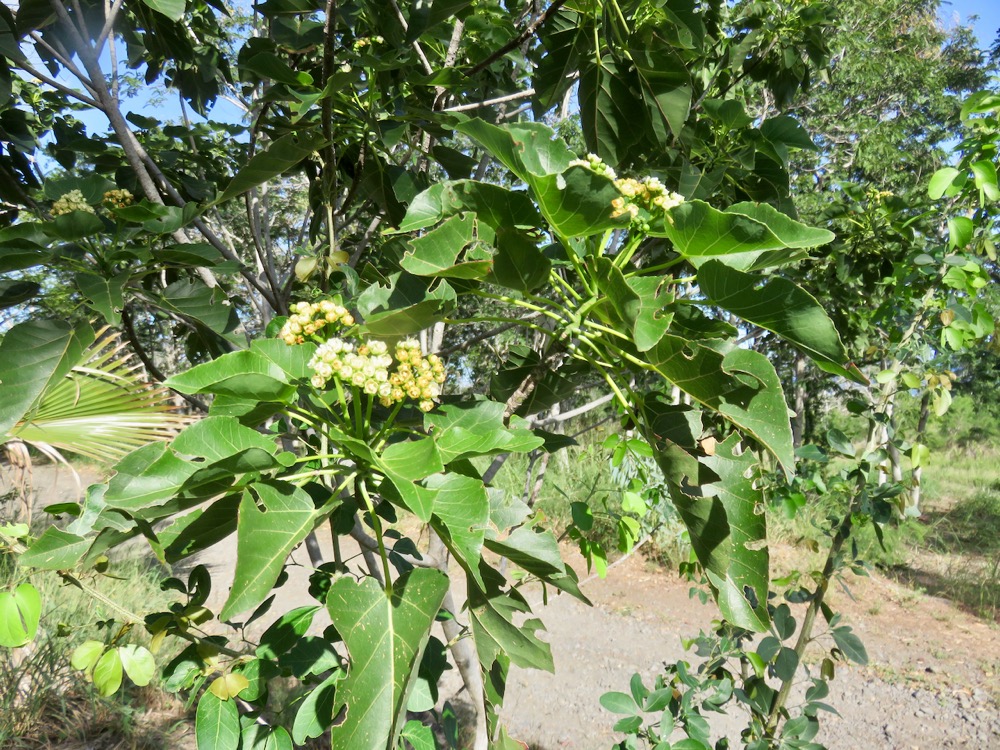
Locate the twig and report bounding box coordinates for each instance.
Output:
[466,0,568,76]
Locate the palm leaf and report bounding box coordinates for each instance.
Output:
[9,327,195,464]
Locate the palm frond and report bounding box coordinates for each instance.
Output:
[9,327,196,464]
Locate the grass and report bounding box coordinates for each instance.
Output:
[0,552,187,749]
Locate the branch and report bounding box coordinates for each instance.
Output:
[13,61,100,107]
[466,0,568,76]
[444,88,537,112]
[387,0,434,75]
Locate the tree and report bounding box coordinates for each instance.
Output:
[1,2,994,749]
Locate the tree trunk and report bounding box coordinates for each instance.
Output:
[909,391,932,515]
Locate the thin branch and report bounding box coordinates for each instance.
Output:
[13,61,99,107]
[96,0,126,52]
[444,88,537,112]
[387,0,434,75]
[466,0,568,76]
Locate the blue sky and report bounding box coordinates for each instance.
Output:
[940,0,1000,50]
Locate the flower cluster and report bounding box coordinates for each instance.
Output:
[102,189,134,210]
[51,190,96,216]
[611,176,684,220]
[308,337,445,411]
[280,300,355,345]
[569,153,618,180]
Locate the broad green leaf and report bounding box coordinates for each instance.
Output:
[396,181,541,233]
[93,648,124,696]
[257,605,320,660]
[19,527,89,569]
[139,0,185,21]
[600,691,640,715]
[400,720,436,750]
[0,320,93,442]
[400,213,492,279]
[579,56,643,166]
[165,349,298,402]
[424,401,543,463]
[427,473,489,587]
[928,167,961,199]
[971,159,1000,201]
[647,338,794,474]
[669,434,770,632]
[75,271,129,326]
[291,672,340,745]
[380,437,443,482]
[0,279,40,308]
[119,644,156,686]
[158,495,240,563]
[357,272,455,337]
[220,481,317,620]
[488,227,551,292]
[161,280,238,335]
[627,276,675,352]
[325,569,449,750]
[0,583,41,647]
[241,724,294,750]
[218,131,327,204]
[631,43,691,139]
[697,261,859,382]
[455,119,627,238]
[655,201,832,270]
[196,692,241,750]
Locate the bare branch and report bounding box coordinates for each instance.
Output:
[466,0,568,76]
[444,88,537,112]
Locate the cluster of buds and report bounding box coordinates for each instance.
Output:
[102,189,134,210]
[569,153,618,180]
[308,336,445,412]
[352,35,385,51]
[611,176,684,220]
[51,190,96,216]
[280,300,355,345]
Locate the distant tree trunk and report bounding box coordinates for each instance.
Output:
[792,353,808,448]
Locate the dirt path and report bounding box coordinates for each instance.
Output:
[501,552,1000,749]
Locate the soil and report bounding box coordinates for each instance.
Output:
[8,465,1000,749]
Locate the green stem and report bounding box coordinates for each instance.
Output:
[357,478,392,591]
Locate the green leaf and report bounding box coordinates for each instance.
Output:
[139,0,185,21]
[631,43,692,139]
[482,526,589,602]
[455,119,628,238]
[655,201,832,270]
[697,261,858,382]
[325,569,449,749]
[0,583,41,647]
[75,271,129,326]
[161,280,238,335]
[165,348,299,402]
[971,160,1000,201]
[93,648,124,696]
[825,428,855,458]
[600,691,640,715]
[401,213,492,279]
[291,672,341,745]
[400,720,436,750]
[218,131,327,204]
[668,434,770,632]
[196,691,241,750]
[257,606,321,660]
[220,481,317,620]
[488,227,551,292]
[832,626,868,665]
[19,527,89,569]
[0,279,40,308]
[468,566,553,672]
[647,338,794,474]
[928,167,961,200]
[357,272,455,337]
[70,640,105,672]
[119,644,156,686]
[425,400,544,463]
[427,473,489,587]
[0,320,93,443]
[397,181,541,233]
